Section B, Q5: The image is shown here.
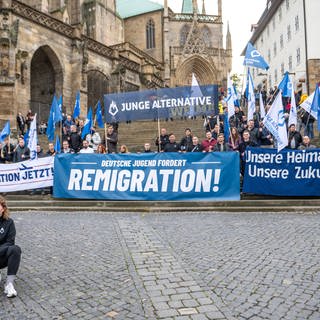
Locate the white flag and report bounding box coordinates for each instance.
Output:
[300,91,318,120]
[259,92,266,118]
[28,113,38,160]
[247,70,255,121]
[189,73,202,118]
[288,89,297,127]
[226,74,235,119]
[263,92,288,152]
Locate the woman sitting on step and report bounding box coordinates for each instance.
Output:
[0,196,22,298]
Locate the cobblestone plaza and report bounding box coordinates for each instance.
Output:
[0,211,319,319]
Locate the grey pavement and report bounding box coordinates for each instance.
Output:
[0,211,319,319]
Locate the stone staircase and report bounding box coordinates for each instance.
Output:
[37,118,207,153]
[115,117,206,152]
[5,193,320,213]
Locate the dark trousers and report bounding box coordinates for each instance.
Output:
[0,245,21,275]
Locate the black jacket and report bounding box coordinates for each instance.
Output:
[0,217,16,256]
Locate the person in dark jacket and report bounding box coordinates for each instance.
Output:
[213,133,230,152]
[1,138,14,163]
[163,134,180,152]
[287,124,302,149]
[13,137,30,163]
[190,136,202,152]
[239,130,258,176]
[16,112,25,136]
[180,128,193,152]
[104,125,118,154]
[155,128,169,152]
[0,196,21,298]
[68,125,82,153]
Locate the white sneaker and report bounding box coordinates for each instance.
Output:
[4,283,17,298]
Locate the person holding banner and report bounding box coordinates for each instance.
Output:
[201,131,217,152]
[13,137,30,163]
[104,125,118,154]
[298,136,316,150]
[228,127,242,151]
[213,134,230,152]
[287,124,302,149]
[0,196,22,298]
[68,125,82,153]
[180,128,193,152]
[155,128,169,152]
[239,130,258,176]
[163,134,180,153]
[190,137,203,152]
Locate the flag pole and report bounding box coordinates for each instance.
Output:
[104,123,107,150]
[157,115,161,152]
[240,66,247,111]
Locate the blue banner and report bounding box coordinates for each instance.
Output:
[104,85,219,123]
[53,152,240,201]
[243,148,320,196]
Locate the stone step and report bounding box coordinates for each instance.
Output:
[6,195,320,212]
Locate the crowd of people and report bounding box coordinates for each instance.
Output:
[0,91,317,170]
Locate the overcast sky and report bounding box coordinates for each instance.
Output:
[154,0,267,74]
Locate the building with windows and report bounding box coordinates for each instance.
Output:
[0,0,231,127]
[119,0,232,87]
[245,0,320,95]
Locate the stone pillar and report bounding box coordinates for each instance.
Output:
[0,0,18,126]
[163,0,170,86]
[70,28,88,117]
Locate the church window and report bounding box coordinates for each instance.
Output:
[202,26,212,47]
[146,19,155,49]
[180,25,190,47]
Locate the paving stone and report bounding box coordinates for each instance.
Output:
[1,211,318,320]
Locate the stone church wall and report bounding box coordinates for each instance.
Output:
[124,11,163,63]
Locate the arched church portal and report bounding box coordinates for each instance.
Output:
[175,56,217,86]
[30,46,63,123]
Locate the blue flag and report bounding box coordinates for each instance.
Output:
[73,91,81,119]
[243,42,269,70]
[95,100,104,128]
[55,135,61,153]
[310,84,320,131]
[81,107,93,139]
[278,72,292,98]
[46,95,59,142]
[24,129,30,145]
[0,121,10,142]
[52,95,62,123]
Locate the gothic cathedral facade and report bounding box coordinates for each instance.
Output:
[0,0,231,126]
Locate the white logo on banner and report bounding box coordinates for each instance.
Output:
[109,101,119,117]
